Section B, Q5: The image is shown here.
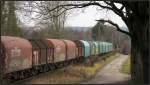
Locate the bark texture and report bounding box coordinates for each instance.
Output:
[127,10,149,83]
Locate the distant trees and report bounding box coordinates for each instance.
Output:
[91,21,131,54]
[92,21,105,41]
[18,1,69,38]
[1,1,22,36]
[63,27,91,40]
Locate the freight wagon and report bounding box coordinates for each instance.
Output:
[0,36,113,83]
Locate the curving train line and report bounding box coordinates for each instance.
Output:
[0,36,113,83]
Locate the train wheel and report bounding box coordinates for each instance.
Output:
[44,66,48,72]
[48,64,51,70]
[35,69,39,75]
[24,70,28,78]
[31,69,36,76]
[77,57,80,62]
[14,72,19,80]
[29,69,32,77]
[46,66,49,72]
[41,66,43,72]
[72,59,75,64]
[64,62,67,66]
[54,64,57,69]
[51,64,56,70]
[20,71,24,79]
[58,63,61,68]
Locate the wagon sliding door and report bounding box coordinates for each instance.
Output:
[35,40,47,65]
[42,40,54,64]
[29,40,39,66]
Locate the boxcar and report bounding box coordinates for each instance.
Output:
[105,42,108,53]
[1,36,32,74]
[61,40,78,60]
[46,39,66,63]
[110,43,113,51]
[98,42,103,53]
[108,43,112,52]
[93,42,99,55]
[74,40,90,58]
[103,42,107,53]
[88,41,96,56]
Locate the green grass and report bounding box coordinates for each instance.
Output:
[121,56,130,74]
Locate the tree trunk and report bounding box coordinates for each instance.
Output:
[0,1,6,84]
[129,16,149,83]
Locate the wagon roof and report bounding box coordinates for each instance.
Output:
[46,39,65,48]
[1,36,32,49]
[80,40,90,47]
[61,39,76,46]
[93,42,98,45]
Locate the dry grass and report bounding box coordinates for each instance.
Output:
[14,52,119,84]
[121,56,130,74]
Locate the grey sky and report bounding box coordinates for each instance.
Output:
[19,3,128,31]
[65,5,127,28]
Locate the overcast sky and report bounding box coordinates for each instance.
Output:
[20,4,128,30]
[65,5,127,28]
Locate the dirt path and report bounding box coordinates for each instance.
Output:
[81,54,131,84]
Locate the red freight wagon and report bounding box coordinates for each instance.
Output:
[46,39,66,63]
[1,36,32,74]
[62,40,78,60]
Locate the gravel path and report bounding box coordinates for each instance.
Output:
[81,54,131,84]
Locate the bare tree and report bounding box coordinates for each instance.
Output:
[42,1,149,83]
[17,1,69,38]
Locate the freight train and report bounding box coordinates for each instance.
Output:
[0,36,113,82]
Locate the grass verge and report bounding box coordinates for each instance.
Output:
[121,56,130,74]
[14,52,120,84]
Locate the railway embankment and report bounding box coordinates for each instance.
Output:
[13,52,119,84]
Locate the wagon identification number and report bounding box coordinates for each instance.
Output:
[11,47,21,58]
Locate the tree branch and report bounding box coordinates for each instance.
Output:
[104,1,126,20]
[120,5,124,10]
[46,1,129,22]
[96,19,130,36]
[47,2,114,13]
